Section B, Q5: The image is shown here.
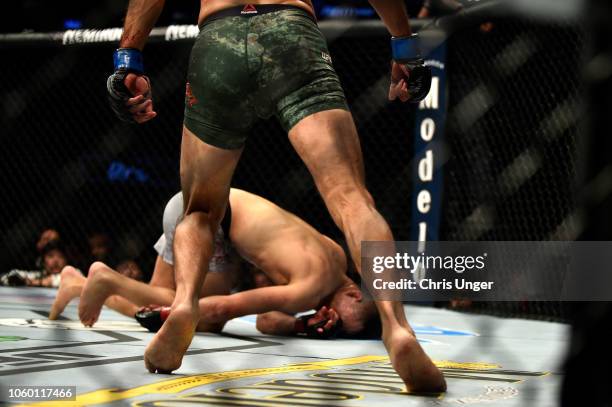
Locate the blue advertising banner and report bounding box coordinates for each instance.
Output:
[410,42,447,244]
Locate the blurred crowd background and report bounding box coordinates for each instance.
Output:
[0,0,586,322]
[2,2,612,404]
[0,0,468,289]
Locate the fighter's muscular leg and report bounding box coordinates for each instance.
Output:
[289,109,446,392]
[79,262,176,326]
[144,126,242,374]
[50,266,86,320]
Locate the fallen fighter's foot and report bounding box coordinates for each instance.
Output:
[144,303,198,374]
[384,326,447,393]
[49,267,85,320]
[78,265,114,327]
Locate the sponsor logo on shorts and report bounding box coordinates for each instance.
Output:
[185,83,198,107]
[321,51,333,64]
[241,4,258,15]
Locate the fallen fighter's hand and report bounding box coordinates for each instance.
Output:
[135,305,170,332]
[294,306,343,339]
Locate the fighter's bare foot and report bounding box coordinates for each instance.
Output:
[144,303,198,374]
[49,267,85,320]
[384,327,447,393]
[78,264,114,327]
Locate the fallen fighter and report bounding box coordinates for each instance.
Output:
[50,189,379,338]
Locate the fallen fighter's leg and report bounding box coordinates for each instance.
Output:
[50,266,146,320]
[49,266,85,320]
[79,262,175,327]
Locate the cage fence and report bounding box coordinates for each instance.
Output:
[0,6,584,321]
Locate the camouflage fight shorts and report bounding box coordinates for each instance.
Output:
[183,4,349,149]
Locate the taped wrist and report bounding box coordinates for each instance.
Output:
[113,48,144,73]
[391,34,423,65]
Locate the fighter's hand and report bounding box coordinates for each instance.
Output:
[125,73,157,123]
[389,34,432,103]
[307,306,340,334]
[389,62,412,102]
[107,71,156,123]
[107,48,157,124]
[295,307,343,339]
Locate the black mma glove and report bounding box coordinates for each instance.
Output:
[294,312,343,339]
[135,305,170,333]
[107,48,152,123]
[390,34,432,103]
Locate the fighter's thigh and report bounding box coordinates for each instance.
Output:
[288,109,366,195]
[180,125,243,217]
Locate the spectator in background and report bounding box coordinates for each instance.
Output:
[36,229,60,253]
[1,240,77,287]
[34,228,61,269]
[116,259,144,282]
[88,232,115,265]
[87,231,144,281]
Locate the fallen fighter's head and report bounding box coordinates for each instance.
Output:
[328,281,380,337]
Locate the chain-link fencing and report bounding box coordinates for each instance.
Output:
[0,4,584,321]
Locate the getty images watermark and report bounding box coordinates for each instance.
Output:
[371,250,493,292]
[361,241,612,301]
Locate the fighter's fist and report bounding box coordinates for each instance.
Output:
[389,62,411,102]
[107,48,157,123]
[389,34,432,103]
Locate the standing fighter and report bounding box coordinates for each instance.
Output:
[106,0,444,391]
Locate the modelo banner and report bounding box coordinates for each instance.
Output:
[410,41,447,245]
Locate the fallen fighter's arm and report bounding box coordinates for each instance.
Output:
[256,307,341,338]
[199,280,322,326]
[256,311,296,336]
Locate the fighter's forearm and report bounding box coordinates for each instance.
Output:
[119,0,166,50]
[199,285,316,324]
[368,0,412,37]
[256,311,297,336]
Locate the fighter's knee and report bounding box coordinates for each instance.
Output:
[256,314,276,334]
[60,265,77,276]
[175,211,216,239]
[60,265,83,281]
[88,261,110,276]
